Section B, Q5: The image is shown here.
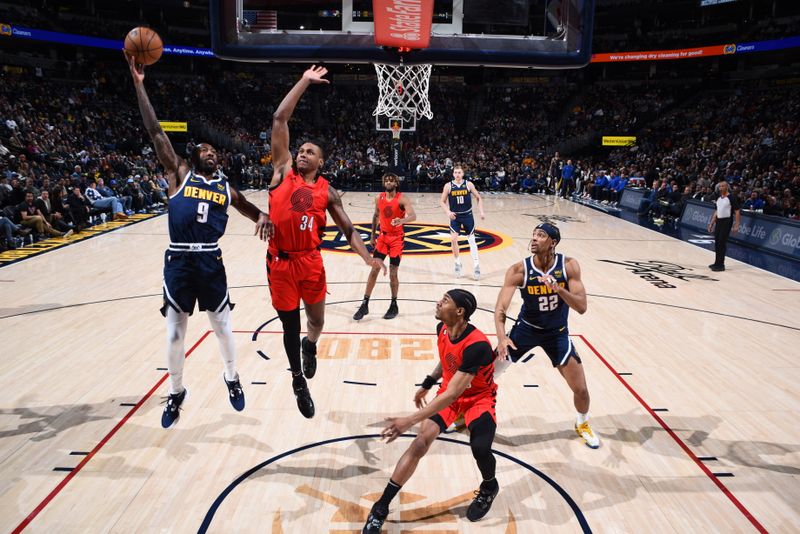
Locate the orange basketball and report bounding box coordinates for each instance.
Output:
[124,27,163,66]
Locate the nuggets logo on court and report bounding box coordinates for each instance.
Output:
[320,223,508,256]
[290,188,314,212]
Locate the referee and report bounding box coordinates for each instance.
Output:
[707,181,741,272]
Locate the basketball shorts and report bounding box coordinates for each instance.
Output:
[374,232,404,265]
[161,250,231,316]
[267,249,327,312]
[432,387,498,431]
[449,212,475,235]
[507,320,581,367]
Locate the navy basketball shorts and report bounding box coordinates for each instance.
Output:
[161,250,231,316]
[506,320,581,367]
[449,213,475,235]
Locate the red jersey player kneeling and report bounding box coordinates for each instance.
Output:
[258,65,386,419]
[361,289,499,533]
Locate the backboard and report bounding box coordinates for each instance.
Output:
[210,0,594,68]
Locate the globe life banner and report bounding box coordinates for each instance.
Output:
[680,199,800,260]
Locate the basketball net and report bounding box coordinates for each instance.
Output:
[374,63,433,124]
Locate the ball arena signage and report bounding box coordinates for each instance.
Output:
[320,223,508,256]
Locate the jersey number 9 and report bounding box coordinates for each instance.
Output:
[196,202,209,223]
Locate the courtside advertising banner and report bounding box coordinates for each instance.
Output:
[680,200,800,260]
[619,187,646,211]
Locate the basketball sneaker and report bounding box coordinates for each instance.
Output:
[353,301,369,320]
[362,504,388,533]
[161,387,188,429]
[575,421,601,449]
[223,373,245,411]
[473,264,481,281]
[383,300,399,320]
[446,414,466,433]
[466,481,499,522]
[301,336,317,379]
[293,375,315,419]
[454,261,462,278]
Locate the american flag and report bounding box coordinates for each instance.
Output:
[242,10,278,31]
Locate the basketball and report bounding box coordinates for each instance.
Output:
[124,27,163,66]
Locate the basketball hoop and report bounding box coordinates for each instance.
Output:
[374,63,433,124]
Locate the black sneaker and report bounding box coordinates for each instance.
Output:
[362,504,388,533]
[223,373,245,411]
[293,375,315,418]
[161,387,188,429]
[353,301,369,320]
[710,264,725,272]
[301,336,317,379]
[382,301,398,320]
[466,482,499,522]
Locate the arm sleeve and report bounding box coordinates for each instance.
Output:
[458,341,494,374]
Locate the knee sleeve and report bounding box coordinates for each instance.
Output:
[207,306,237,380]
[469,413,497,480]
[277,308,302,374]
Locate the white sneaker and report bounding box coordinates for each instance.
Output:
[473,265,481,280]
[575,421,600,449]
[455,262,462,278]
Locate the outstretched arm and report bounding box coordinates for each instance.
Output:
[230,188,273,241]
[126,53,185,195]
[270,65,329,188]
[495,263,524,359]
[327,186,386,274]
[381,371,474,443]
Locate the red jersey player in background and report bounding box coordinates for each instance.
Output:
[258,66,385,419]
[353,172,416,321]
[361,289,500,533]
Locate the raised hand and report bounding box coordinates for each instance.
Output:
[303,65,330,85]
[124,51,145,85]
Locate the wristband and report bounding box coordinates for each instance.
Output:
[421,375,437,390]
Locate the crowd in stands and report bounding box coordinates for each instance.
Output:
[2,60,799,251]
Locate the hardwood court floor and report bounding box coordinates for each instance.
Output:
[1,192,798,533]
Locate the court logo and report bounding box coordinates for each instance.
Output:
[600,259,718,288]
[320,223,508,256]
[524,214,584,224]
[274,485,517,532]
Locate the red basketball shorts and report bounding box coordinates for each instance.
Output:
[267,249,327,311]
[375,232,404,258]
[435,389,497,428]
